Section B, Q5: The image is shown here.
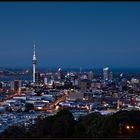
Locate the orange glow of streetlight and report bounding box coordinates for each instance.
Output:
[126,125,130,129]
[56,105,60,110]
[126,125,135,130]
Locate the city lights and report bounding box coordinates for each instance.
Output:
[126,125,135,130]
[0,1,140,138]
[126,125,130,129]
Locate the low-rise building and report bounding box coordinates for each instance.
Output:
[66,90,84,101]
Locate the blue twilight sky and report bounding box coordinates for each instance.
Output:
[0,2,140,69]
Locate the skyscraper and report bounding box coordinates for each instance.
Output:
[11,80,21,92]
[32,43,37,83]
[103,67,109,81]
[35,72,41,84]
[58,68,64,80]
[88,71,94,81]
[109,71,113,81]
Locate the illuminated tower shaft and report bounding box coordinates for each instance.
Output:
[32,44,37,83]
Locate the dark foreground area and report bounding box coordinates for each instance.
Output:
[0,109,140,139]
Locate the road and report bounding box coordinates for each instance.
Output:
[0,90,68,113]
[41,92,67,112]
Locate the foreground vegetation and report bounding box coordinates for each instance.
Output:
[1,109,140,138]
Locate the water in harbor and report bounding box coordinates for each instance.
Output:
[0,75,32,82]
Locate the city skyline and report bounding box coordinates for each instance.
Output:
[0,2,140,69]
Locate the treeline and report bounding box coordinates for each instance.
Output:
[1,109,140,138]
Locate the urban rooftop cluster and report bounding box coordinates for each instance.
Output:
[0,44,140,134]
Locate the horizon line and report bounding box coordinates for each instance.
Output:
[1,66,140,70]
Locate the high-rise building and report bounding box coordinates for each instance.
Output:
[11,80,21,92]
[80,79,91,91]
[58,68,64,80]
[32,43,37,83]
[109,71,113,81]
[88,71,94,81]
[35,72,41,84]
[44,77,48,84]
[103,67,109,81]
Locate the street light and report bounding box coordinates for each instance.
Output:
[126,125,130,129]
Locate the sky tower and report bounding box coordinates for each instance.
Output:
[32,43,37,83]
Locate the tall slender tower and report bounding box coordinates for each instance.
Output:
[32,43,37,83]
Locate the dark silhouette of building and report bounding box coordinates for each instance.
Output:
[35,72,41,84]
